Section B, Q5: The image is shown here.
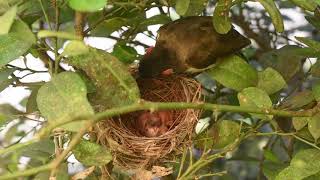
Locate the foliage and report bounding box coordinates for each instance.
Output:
[0,0,320,179]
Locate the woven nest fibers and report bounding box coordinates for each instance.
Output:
[96,75,202,170]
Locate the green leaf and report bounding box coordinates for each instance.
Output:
[0,104,22,128]
[68,0,107,12]
[175,0,190,16]
[207,55,258,91]
[213,0,232,34]
[308,113,320,141]
[312,81,320,101]
[257,0,284,32]
[289,0,318,11]
[111,44,138,64]
[275,149,320,180]
[257,67,287,95]
[90,17,128,37]
[306,16,320,30]
[26,87,40,113]
[67,48,140,111]
[62,40,89,56]
[0,20,35,67]
[0,6,17,35]
[73,140,112,166]
[311,60,320,77]
[238,87,273,119]
[280,90,315,110]
[0,67,16,92]
[212,120,240,149]
[38,30,80,40]
[184,0,208,16]
[292,117,309,131]
[263,161,287,180]
[296,37,320,51]
[36,72,94,131]
[259,45,319,81]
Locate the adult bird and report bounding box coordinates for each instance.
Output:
[138,16,251,78]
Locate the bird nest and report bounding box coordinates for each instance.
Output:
[95,75,202,170]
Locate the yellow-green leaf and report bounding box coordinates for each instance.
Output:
[257,0,284,32]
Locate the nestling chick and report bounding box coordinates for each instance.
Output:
[136,111,173,137]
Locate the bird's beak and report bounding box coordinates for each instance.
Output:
[161,68,174,76]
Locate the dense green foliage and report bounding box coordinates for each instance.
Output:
[1,0,320,179]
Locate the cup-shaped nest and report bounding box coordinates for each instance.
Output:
[96,75,202,170]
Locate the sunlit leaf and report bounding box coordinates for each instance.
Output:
[238,87,273,119]
[36,72,94,131]
[257,67,287,95]
[308,113,320,140]
[68,0,107,12]
[0,20,35,67]
[212,120,240,149]
[207,55,258,91]
[275,149,320,180]
[62,40,89,56]
[213,0,232,34]
[175,0,190,16]
[257,0,284,32]
[0,6,17,35]
[73,140,112,166]
[67,48,140,111]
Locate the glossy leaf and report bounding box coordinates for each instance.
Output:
[36,72,94,131]
[306,15,320,30]
[0,6,17,35]
[62,40,89,56]
[238,87,273,119]
[207,55,258,91]
[292,117,309,131]
[213,0,232,34]
[257,0,284,32]
[68,0,107,12]
[275,149,320,180]
[111,44,138,64]
[67,48,140,111]
[308,113,320,140]
[73,140,112,166]
[175,0,190,16]
[212,120,240,149]
[0,20,36,67]
[257,67,287,95]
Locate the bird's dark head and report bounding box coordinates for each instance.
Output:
[138,46,172,78]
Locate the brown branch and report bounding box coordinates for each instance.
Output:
[75,11,85,39]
